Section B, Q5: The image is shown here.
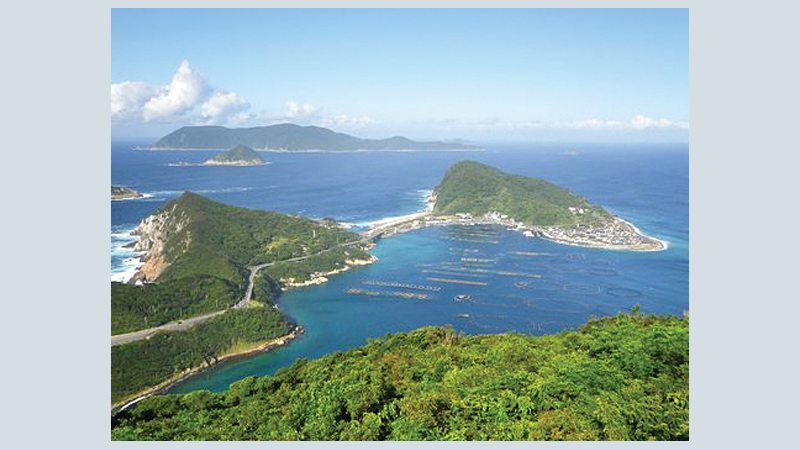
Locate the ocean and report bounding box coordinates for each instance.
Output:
[111,141,689,394]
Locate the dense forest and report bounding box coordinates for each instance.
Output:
[433,161,612,227]
[111,276,241,335]
[112,306,294,405]
[112,312,689,441]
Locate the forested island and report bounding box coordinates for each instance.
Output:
[112,186,144,200]
[202,145,267,166]
[368,161,665,251]
[146,123,480,151]
[111,192,376,407]
[112,311,689,440]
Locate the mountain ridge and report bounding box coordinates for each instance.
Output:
[151,123,480,151]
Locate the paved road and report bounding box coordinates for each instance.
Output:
[112,237,374,347]
[111,310,226,347]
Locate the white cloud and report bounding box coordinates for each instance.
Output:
[569,119,626,129]
[110,81,162,120]
[201,91,250,124]
[142,60,208,122]
[321,114,375,127]
[562,115,686,130]
[631,114,673,129]
[111,63,374,130]
[285,101,319,119]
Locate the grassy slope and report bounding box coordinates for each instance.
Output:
[433,161,612,227]
[112,313,688,441]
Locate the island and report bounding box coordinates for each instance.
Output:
[112,192,376,408]
[202,145,267,166]
[112,185,144,200]
[144,123,481,151]
[364,161,666,251]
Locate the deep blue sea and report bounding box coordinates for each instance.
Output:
[111,141,688,394]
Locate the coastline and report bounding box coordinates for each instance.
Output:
[111,325,304,415]
[361,194,667,252]
[135,146,484,153]
[111,193,153,201]
[201,161,269,167]
[279,255,380,289]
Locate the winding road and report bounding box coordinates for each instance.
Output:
[111,236,373,347]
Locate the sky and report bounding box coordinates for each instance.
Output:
[111,9,689,143]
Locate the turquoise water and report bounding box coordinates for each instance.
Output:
[110,141,688,394]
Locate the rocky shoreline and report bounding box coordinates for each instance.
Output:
[280,255,380,289]
[201,160,268,166]
[111,186,144,200]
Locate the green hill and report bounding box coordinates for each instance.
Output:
[433,161,613,227]
[112,312,689,441]
[204,145,266,165]
[112,193,374,406]
[114,192,369,334]
[153,124,479,150]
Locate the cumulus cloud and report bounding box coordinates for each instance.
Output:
[110,81,162,120]
[111,62,374,130]
[285,101,320,119]
[142,60,208,122]
[201,91,250,124]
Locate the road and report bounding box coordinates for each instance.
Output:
[112,237,374,347]
[110,310,226,346]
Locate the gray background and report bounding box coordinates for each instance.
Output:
[3,0,794,447]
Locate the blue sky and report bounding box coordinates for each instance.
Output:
[111,9,689,142]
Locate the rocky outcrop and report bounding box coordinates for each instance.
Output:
[111,186,144,200]
[129,204,191,283]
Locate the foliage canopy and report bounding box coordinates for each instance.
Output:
[112,313,689,441]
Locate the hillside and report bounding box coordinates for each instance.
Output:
[112,193,375,405]
[112,312,689,441]
[116,192,370,334]
[203,145,266,166]
[433,161,612,227]
[152,124,479,150]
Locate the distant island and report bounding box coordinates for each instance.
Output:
[144,123,481,151]
[111,186,143,200]
[364,161,666,251]
[112,192,376,407]
[202,145,267,166]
